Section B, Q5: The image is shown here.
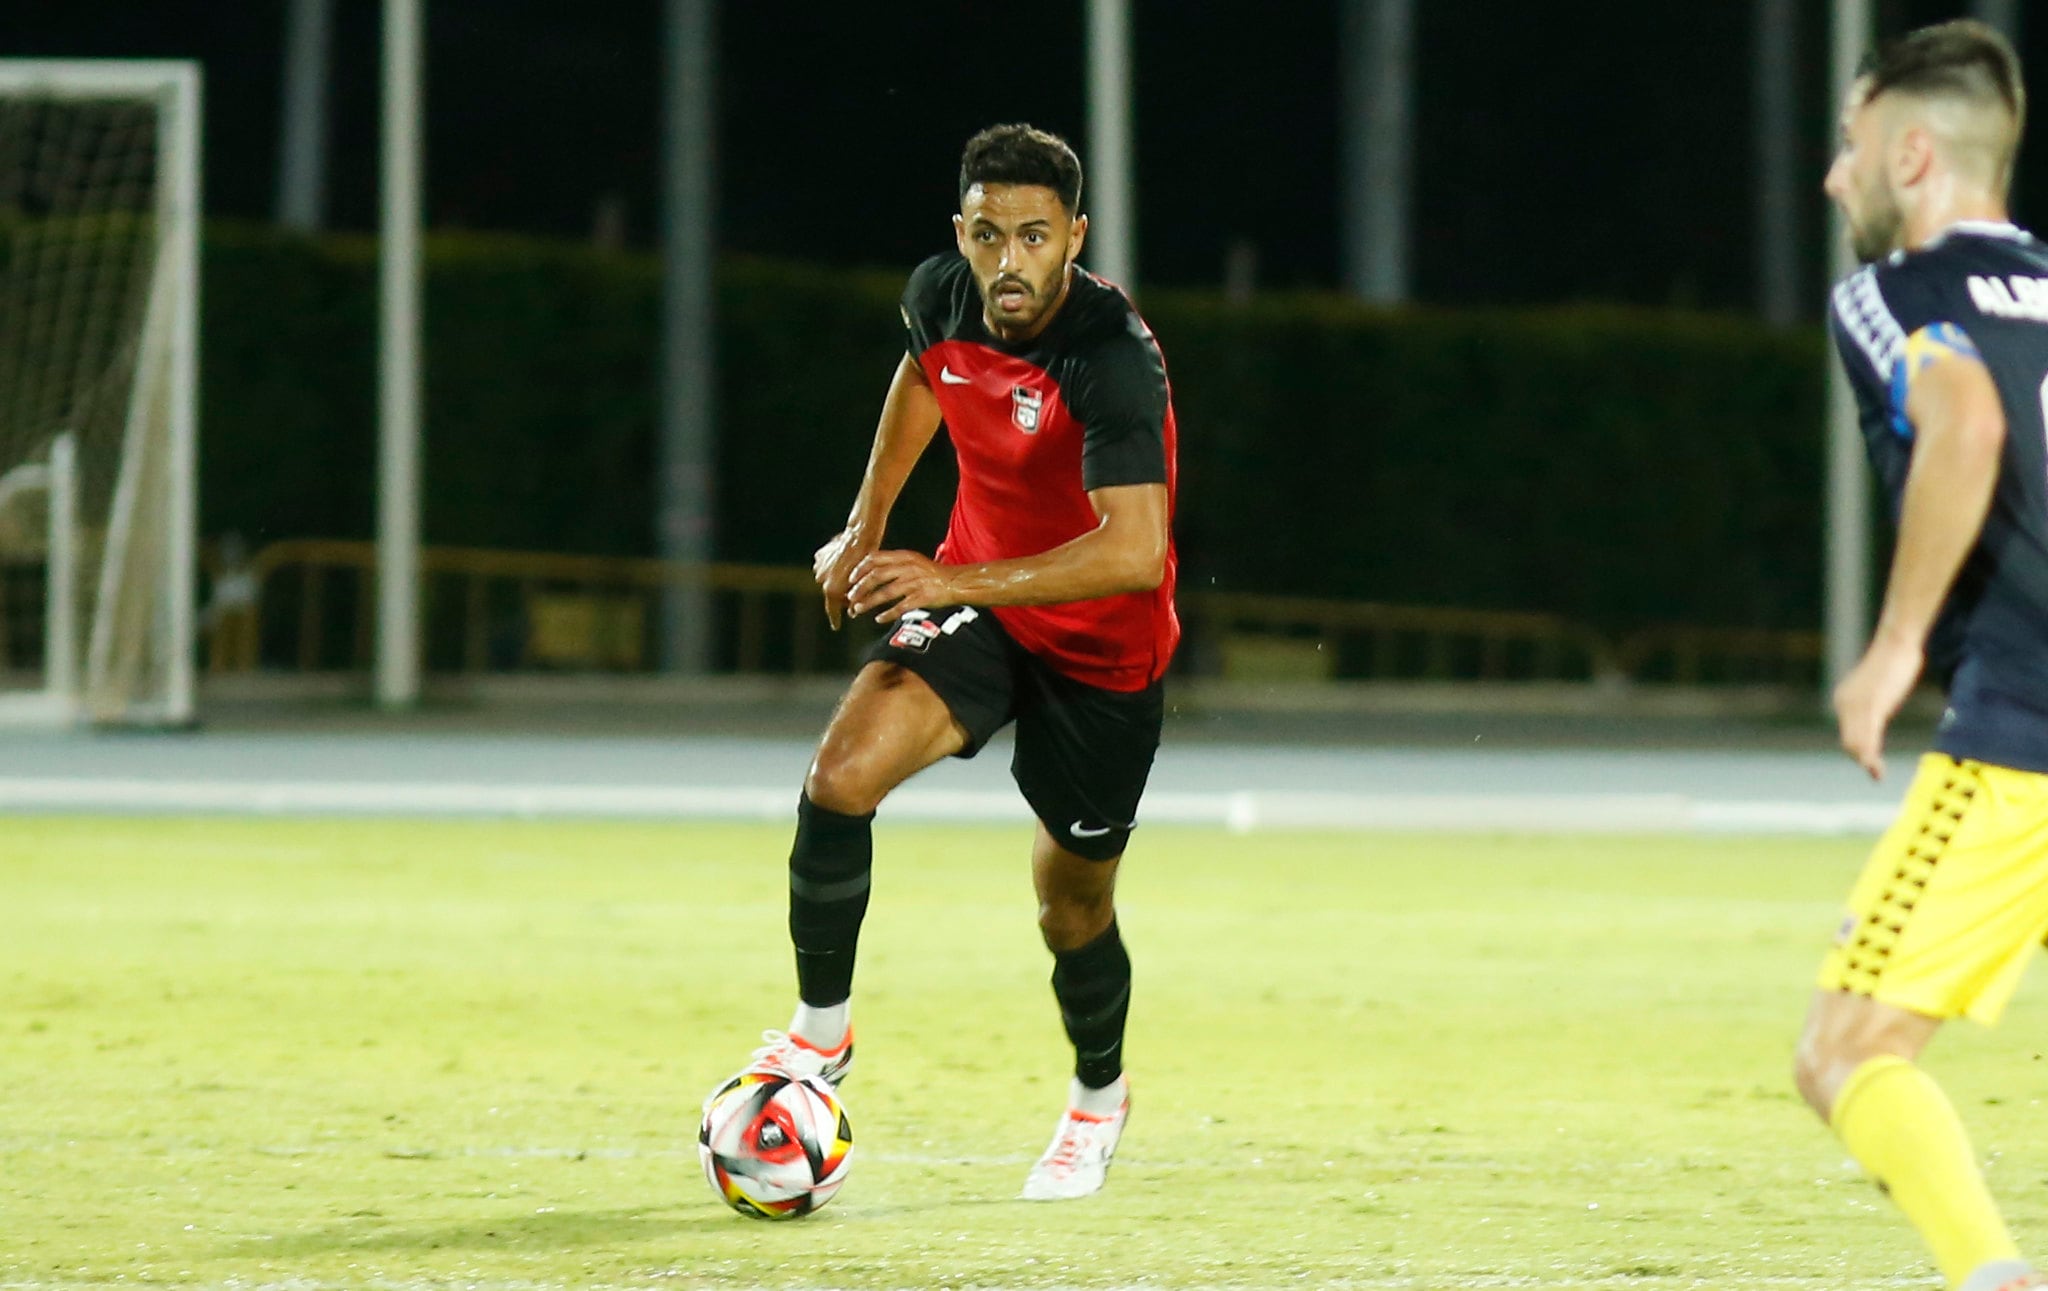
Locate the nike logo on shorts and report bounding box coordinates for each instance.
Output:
[1069,821,1115,839]
[939,366,972,385]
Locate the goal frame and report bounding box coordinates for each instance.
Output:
[0,59,200,727]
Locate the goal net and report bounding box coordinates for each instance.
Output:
[0,61,199,727]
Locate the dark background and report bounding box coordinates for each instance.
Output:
[7,1,2037,311]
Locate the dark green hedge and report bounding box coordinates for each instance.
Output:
[202,224,1827,634]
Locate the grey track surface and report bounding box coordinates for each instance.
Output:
[0,695,1929,833]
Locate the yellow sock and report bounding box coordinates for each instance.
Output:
[1830,1055,2019,1288]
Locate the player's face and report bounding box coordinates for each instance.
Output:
[1825,82,1905,263]
[954,183,1086,338]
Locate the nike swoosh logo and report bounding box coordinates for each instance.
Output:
[1069,821,1115,839]
[939,366,972,385]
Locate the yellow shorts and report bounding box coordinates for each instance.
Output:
[1817,753,2048,1025]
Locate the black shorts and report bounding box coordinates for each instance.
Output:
[863,606,1163,861]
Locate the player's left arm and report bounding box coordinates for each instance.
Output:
[847,483,1168,623]
[1835,322,2007,778]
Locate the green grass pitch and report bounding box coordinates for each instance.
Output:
[5,815,2044,1288]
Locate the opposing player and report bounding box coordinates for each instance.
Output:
[1801,21,2048,1291]
[711,123,1178,1200]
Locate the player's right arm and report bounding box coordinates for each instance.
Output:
[814,354,943,630]
[1834,322,2006,778]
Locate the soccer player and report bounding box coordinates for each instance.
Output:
[1801,20,2048,1291]
[713,123,1178,1200]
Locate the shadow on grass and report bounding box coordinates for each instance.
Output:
[220,1195,1022,1260]
[221,1206,710,1259]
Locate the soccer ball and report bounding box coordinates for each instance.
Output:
[698,1071,853,1219]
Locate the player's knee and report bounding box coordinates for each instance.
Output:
[803,751,887,817]
[1791,1034,1836,1119]
[1038,891,1113,952]
[1792,1007,1909,1118]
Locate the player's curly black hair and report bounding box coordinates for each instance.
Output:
[958,124,1083,216]
[1861,19,2025,128]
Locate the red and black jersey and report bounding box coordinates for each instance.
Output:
[900,253,1179,693]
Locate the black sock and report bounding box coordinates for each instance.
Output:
[1051,920,1131,1089]
[787,793,873,1007]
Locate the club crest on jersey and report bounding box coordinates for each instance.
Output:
[1011,385,1044,433]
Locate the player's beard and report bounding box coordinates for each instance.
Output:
[982,264,1066,332]
[1847,182,1905,264]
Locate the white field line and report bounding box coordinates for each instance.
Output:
[0,776,1896,835]
[5,1143,1724,1172]
[0,1277,1937,1290]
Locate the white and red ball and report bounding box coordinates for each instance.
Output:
[698,1072,853,1219]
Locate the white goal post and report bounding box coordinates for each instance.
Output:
[0,60,200,727]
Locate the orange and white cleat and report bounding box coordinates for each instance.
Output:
[705,1028,853,1114]
[1020,1084,1129,1200]
[745,1028,854,1084]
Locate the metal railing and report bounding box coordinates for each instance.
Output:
[1618,623,1826,687]
[202,538,1824,688]
[210,539,856,676]
[1186,591,1621,683]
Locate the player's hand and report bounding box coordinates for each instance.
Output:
[1832,636,1924,780]
[813,528,877,631]
[847,550,956,625]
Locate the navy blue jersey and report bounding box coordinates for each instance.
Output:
[1829,221,2048,771]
